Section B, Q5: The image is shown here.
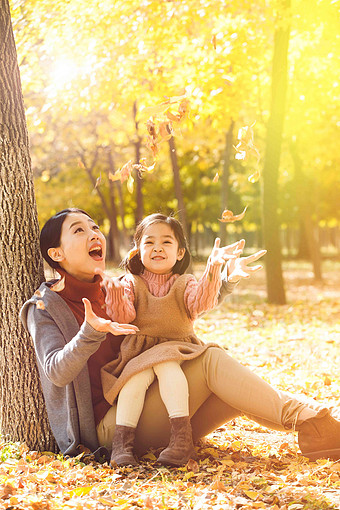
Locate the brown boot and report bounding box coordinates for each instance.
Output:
[157,416,197,467]
[298,408,340,461]
[110,425,138,466]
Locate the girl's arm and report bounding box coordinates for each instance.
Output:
[185,239,243,319]
[103,275,136,323]
[25,299,138,388]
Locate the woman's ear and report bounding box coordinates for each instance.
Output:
[47,247,65,262]
[177,248,186,261]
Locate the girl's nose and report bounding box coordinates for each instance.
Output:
[153,245,163,252]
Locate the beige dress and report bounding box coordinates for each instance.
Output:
[101,274,219,405]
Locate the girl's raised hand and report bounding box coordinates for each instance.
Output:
[209,238,244,266]
[82,298,139,336]
[227,249,267,283]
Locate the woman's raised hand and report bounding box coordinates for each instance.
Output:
[227,249,267,283]
[209,238,244,266]
[82,298,139,336]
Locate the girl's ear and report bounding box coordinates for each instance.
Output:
[177,248,186,261]
[47,247,65,262]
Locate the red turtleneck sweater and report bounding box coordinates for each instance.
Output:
[56,269,123,425]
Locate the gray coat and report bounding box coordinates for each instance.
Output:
[20,281,106,455]
[19,276,236,455]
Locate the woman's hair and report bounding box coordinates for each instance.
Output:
[40,208,91,269]
[122,213,191,275]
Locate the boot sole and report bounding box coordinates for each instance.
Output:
[301,447,340,462]
[157,451,198,467]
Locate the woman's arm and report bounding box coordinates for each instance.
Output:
[26,300,138,388]
[27,304,107,388]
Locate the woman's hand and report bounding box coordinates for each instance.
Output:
[227,249,267,283]
[82,298,139,336]
[209,238,244,266]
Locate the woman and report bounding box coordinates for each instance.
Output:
[20,208,340,463]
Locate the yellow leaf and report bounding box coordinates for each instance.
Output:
[248,170,260,183]
[36,300,45,310]
[67,486,94,497]
[127,174,134,193]
[141,452,157,461]
[244,490,260,500]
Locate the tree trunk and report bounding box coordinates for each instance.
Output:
[133,101,143,225]
[168,136,189,240]
[80,152,120,262]
[0,0,56,450]
[290,140,322,281]
[262,0,291,305]
[219,120,235,244]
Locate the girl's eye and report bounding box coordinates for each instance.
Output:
[92,225,100,231]
[74,227,84,233]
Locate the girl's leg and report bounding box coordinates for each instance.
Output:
[116,368,155,427]
[153,361,189,418]
[110,368,155,466]
[153,361,195,465]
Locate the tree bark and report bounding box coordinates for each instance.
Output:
[262,0,291,304]
[0,0,56,450]
[219,120,235,244]
[290,140,322,281]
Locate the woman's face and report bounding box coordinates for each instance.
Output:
[48,212,106,282]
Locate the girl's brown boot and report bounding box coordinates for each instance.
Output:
[157,416,197,467]
[110,425,138,466]
[298,409,340,461]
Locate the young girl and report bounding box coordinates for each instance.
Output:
[101,214,255,467]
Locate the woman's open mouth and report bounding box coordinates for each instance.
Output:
[89,245,103,261]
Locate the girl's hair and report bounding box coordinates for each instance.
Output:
[122,213,191,275]
[40,208,91,269]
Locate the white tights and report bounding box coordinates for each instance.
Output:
[116,361,189,428]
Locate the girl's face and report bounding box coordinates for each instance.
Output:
[47,212,106,282]
[139,222,185,275]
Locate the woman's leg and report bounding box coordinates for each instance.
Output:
[196,348,318,430]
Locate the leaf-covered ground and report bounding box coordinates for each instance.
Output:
[1,260,340,509]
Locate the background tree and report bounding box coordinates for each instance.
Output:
[0,0,55,450]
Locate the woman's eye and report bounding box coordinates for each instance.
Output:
[92,225,100,231]
[74,227,84,233]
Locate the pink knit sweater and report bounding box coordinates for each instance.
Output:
[105,258,222,324]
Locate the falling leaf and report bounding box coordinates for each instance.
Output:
[95,174,102,189]
[218,206,247,223]
[248,170,261,183]
[36,300,45,310]
[213,172,219,183]
[127,174,134,193]
[34,290,42,297]
[77,158,85,169]
[50,276,65,293]
[211,34,217,49]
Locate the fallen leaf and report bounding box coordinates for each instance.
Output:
[36,300,45,310]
